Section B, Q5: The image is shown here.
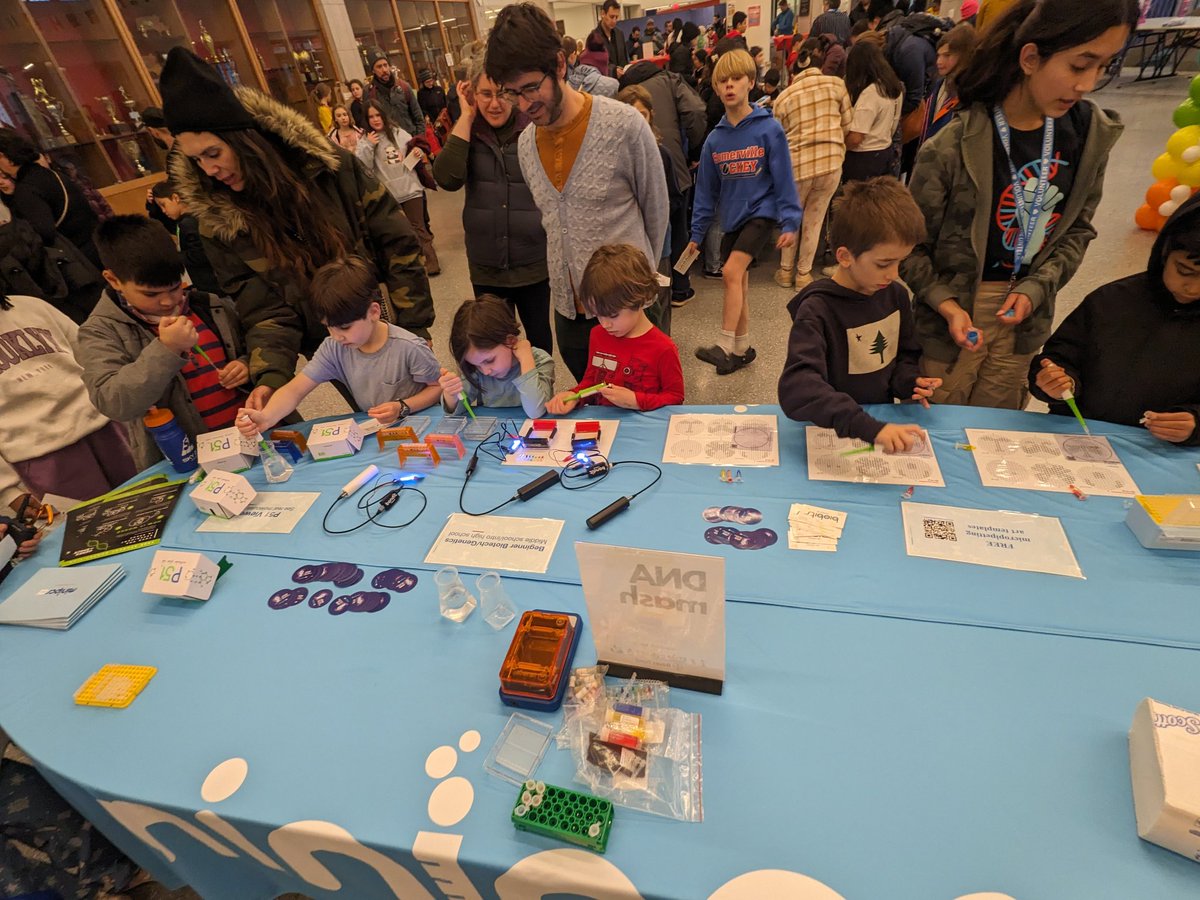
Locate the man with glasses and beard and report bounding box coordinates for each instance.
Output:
[486,3,667,381]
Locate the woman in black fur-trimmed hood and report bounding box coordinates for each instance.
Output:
[159,47,433,413]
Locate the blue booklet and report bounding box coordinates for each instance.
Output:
[0,563,125,630]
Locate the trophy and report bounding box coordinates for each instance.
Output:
[31,77,76,145]
[118,86,142,128]
[120,139,150,176]
[95,95,130,134]
[198,20,217,61]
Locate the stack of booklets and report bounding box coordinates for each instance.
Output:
[0,564,125,629]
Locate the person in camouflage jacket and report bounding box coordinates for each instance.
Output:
[899,0,1133,409]
[900,100,1121,399]
[165,54,433,404]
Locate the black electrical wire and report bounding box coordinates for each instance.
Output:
[321,480,427,534]
[558,450,662,499]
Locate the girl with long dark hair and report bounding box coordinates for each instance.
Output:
[900,0,1137,410]
[159,47,431,412]
[842,41,904,183]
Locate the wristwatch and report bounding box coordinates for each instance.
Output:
[397,398,410,420]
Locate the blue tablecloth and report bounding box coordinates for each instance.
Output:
[164,404,1200,649]
[1,545,1198,899]
[1,403,1199,899]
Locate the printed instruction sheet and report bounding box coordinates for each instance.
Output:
[964,429,1140,497]
[662,413,779,467]
[425,513,564,573]
[901,501,1083,578]
[503,419,620,467]
[196,492,320,534]
[806,426,945,487]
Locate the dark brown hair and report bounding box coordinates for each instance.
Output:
[845,40,902,103]
[95,214,185,286]
[830,177,926,256]
[449,295,522,390]
[579,244,659,317]
[957,0,1137,107]
[938,23,978,85]
[197,128,349,279]
[486,3,563,85]
[310,255,381,327]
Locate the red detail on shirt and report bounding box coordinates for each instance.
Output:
[574,325,684,411]
[174,313,241,429]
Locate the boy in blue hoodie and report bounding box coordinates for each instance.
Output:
[686,48,802,374]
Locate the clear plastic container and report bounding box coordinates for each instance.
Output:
[259,439,294,483]
[476,570,516,630]
[434,566,476,623]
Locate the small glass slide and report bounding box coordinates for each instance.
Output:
[476,570,516,630]
[484,712,554,784]
[434,565,476,623]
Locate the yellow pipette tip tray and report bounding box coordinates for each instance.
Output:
[74,664,157,708]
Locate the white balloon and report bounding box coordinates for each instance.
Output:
[1159,201,1178,217]
[1182,145,1200,164]
[1171,184,1192,202]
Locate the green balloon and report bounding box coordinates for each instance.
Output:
[1176,98,1200,129]
[1192,72,1200,104]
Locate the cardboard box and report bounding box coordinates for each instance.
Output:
[197,427,260,473]
[1125,495,1200,551]
[142,550,220,601]
[1129,697,1200,863]
[190,470,256,518]
[308,418,363,461]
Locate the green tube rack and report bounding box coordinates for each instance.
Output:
[510,781,613,853]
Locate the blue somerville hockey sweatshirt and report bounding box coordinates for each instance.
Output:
[690,105,802,244]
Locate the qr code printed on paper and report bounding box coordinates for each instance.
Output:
[922,518,957,541]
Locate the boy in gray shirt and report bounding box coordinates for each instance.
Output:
[237,256,441,437]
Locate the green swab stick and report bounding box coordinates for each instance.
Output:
[1061,389,1090,435]
[192,344,217,368]
[566,382,609,402]
[840,445,876,456]
[460,392,477,420]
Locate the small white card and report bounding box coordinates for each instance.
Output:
[425,513,564,574]
[403,148,422,170]
[673,243,700,274]
[788,504,846,536]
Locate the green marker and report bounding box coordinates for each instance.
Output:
[566,382,608,402]
[460,392,478,421]
[1061,389,1090,435]
[840,445,876,456]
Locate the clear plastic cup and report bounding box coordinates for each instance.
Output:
[434,566,476,623]
[476,570,516,630]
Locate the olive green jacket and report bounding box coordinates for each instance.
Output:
[900,100,1122,362]
[170,88,432,391]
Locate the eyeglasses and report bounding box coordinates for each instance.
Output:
[500,72,551,103]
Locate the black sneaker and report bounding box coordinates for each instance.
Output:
[735,346,757,366]
[702,269,723,280]
[695,344,747,375]
[670,288,695,308]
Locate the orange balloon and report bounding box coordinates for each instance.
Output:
[1146,178,1179,209]
[1135,203,1167,231]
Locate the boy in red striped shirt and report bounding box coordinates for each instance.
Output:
[78,215,250,470]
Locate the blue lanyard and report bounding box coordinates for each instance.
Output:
[992,105,1055,282]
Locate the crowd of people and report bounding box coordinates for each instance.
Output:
[3,0,1200,889]
[1,0,1198,519]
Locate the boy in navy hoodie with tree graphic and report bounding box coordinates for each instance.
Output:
[686,48,801,374]
[778,177,941,453]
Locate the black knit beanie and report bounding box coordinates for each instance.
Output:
[160,47,257,135]
[682,22,701,43]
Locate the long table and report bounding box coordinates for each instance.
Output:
[1,404,1198,899]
